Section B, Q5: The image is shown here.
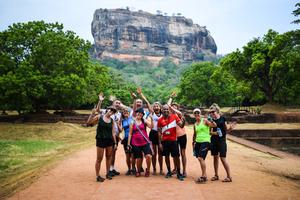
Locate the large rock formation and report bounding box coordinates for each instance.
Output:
[91,8,217,63]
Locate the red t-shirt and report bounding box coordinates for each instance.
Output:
[157,114,180,141]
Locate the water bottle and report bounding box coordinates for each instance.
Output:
[207,115,212,122]
[217,128,222,137]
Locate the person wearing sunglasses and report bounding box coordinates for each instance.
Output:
[209,104,236,183]
[192,108,217,183]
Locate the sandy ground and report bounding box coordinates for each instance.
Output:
[8,127,300,200]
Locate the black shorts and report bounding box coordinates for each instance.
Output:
[132,143,152,159]
[177,134,187,149]
[121,138,132,154]
[161,141,180,157]
[194,142,210,160]
[149,130,159,145]
[211,140,227,157]
[96,138,113,148]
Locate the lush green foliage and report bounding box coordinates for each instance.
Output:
[101,57,189,103]
[221,29,300,105]
[0,21,111,112]
[177,62,240,107]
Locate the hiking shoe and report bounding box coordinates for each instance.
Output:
[177,173,184,181]
[140,167,144,173]
[125,170,131,176]
[106,173,113,180]
[112,169,120,176]
[131,168,136,175]
[165,171,172,178]
[108,171,115,177]
[96,176,105,182]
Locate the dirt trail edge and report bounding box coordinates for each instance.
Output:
[8,127,300,200]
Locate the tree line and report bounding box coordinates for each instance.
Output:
[0,3,299,113]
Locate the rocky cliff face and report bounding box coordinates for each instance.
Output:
[91,8,217,63]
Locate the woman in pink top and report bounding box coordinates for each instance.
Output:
[128,108,153,177]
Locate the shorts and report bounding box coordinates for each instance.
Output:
[132,143,152,159]
[177,134,187,149]
[149,130,159,145]
[96,138,113,148]
[121,138,132,154]
[211,140,227,157]
[161,141,180,157]
[194,142,210,160]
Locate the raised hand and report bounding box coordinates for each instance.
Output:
[98,92,104,101]
[170,91,177,98]
[130,91,137,99]
[137,87,142,94]
[109,95,116,102]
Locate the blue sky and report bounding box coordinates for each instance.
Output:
[0,0,298,54]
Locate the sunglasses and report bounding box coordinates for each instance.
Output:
[194,112,200,114]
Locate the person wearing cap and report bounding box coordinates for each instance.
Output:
[86,94,118,182]
[157,104,185,181]
[127,107,153,177]
[209,104,236,183]
[192,108,216,183]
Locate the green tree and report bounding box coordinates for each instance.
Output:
[292,2,300,24]
[0,21,111,112]
[177,62,238,107]
[221,29,300,105]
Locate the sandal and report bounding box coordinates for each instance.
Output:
[222,177,232,182]
[135,172,141,177]
[211,175,219,181]
[195,176,207,184]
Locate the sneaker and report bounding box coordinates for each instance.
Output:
[125,170,131,176]
[96,176,105,182]
[177,173,184,181]
[165,171,172,178]
[140,167,144,173]
[132,168,136,175]
[112,169,120,176]
[109,171,115,177]
[106,173,113,180]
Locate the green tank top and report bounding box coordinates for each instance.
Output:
[195,118,210,143]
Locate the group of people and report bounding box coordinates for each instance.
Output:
[86,89,236,183]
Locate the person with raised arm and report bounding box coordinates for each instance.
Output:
[86,93,117,182]
[192,108,217,183]
[209,103,236,183]
[157,104,185,181]
[127,107,153,177]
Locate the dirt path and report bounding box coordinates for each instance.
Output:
[8,127,300,200]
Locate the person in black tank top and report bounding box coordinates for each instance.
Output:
[87,95,117,182]
[209,104,236,183]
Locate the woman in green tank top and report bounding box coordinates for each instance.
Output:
[192,108,216,183]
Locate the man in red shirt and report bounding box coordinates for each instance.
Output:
[157,104,185,181]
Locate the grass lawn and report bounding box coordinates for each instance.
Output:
[0,122,95,199]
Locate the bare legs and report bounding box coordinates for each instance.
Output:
[213,155,232,181]
[95,146,112,177]
[152,144,163,174]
